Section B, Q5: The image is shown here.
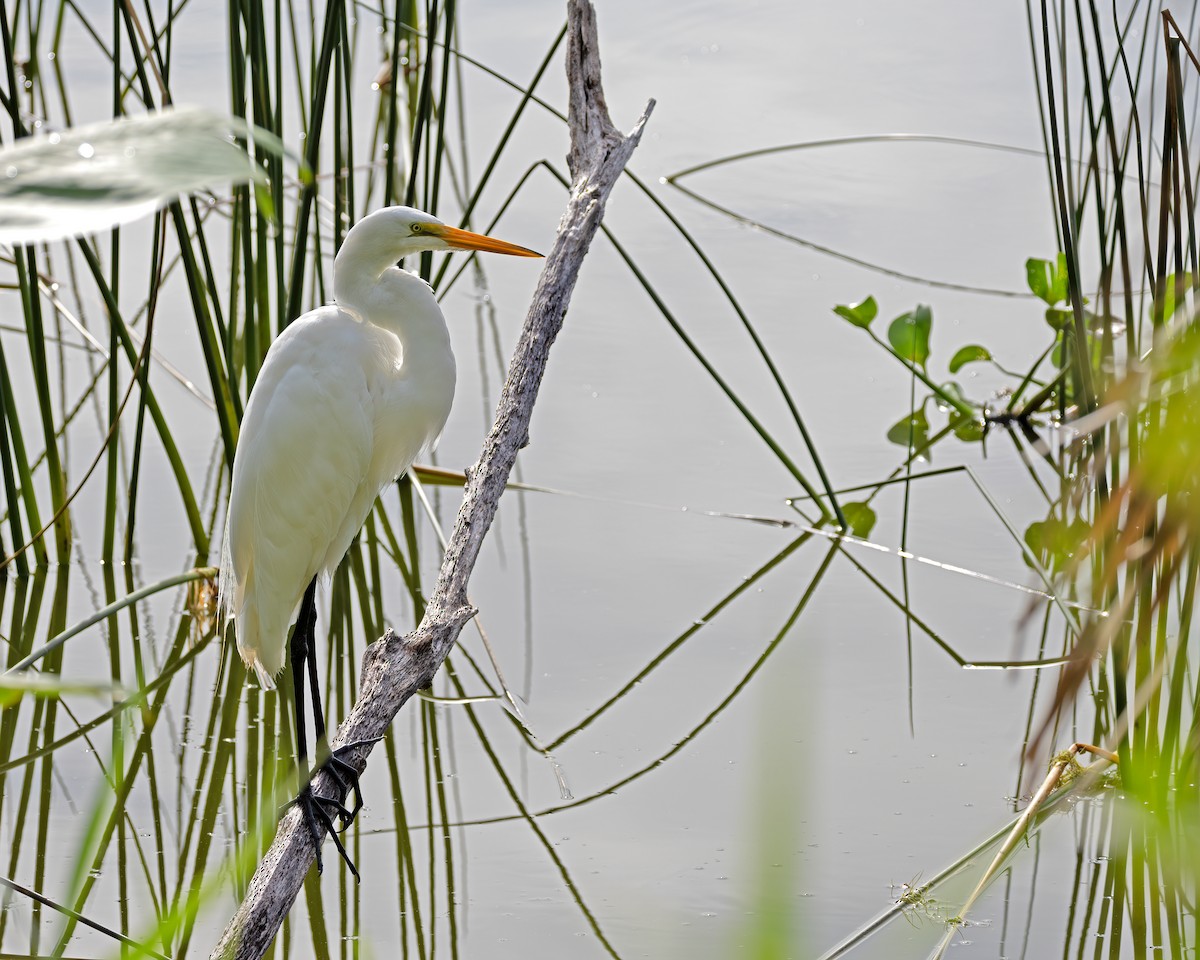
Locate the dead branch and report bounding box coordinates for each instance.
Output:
[208,2,652,957]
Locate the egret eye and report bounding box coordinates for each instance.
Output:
[411,223,423,234]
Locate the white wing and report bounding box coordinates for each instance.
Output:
[222,307,382,684]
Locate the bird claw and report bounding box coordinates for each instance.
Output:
[319,738,380,829]
[288,785,360,881]
[322,757,362,830]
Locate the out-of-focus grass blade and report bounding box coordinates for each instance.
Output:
[0,674,124,706]
[0,107,287,244]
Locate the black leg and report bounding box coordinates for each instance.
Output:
[289,579,320,863]
[288,577,358,878]
[304,629,369,828]
[290,579,316,773]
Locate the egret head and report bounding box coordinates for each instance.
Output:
[350,205,542,262]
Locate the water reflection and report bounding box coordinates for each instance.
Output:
[0,1,1196,958]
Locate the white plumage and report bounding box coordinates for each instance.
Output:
[219,206,539,687]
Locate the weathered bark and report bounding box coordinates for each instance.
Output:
[208,3,652,957]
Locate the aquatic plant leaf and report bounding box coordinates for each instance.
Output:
[833,296,878,328]
[0,106,278,244]
[938,381,968,408]
[1026,253,1069,306]
[950,410,985,442]
[888,305,932,368]
[948,344,991,373]
[1044,307,1072,330]
[886,407,930,451]
[841,501,877,538]
[1023,515,1090,573]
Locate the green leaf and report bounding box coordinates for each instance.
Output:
[950,411,985,443]
[937,381,969,411]
[948,344,992,373]
[886,407,930,451]
[1023,516,1091,574]
[833,296,878,329]
[1026,253,1070,306]
[841,501,877,538]
[1044,307,1073,331]
[0,106,289,244]
[888,305,932,368]
[1026,258,1051,302]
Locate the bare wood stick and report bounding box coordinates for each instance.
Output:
[929,742,1117,959]
[209,3,653,957]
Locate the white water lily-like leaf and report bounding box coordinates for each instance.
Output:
[0,106,278,244]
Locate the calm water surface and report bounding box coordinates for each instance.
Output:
[0,2,1138,957]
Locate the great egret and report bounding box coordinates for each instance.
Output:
[220,205,540,874]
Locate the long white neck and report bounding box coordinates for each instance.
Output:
[331,208,455,385]
[376,267,451,348]
[333,219,427,313]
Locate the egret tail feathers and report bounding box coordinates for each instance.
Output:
[240,644,278,690]
[218,528,285,690]
[217,519,237,627]
[233,604,284,690]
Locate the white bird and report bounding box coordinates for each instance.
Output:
[219,205,540,872]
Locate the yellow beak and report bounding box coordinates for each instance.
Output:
[432,224,542,258]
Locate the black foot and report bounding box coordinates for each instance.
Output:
[290,784,360,881]
[318,738,381,831]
